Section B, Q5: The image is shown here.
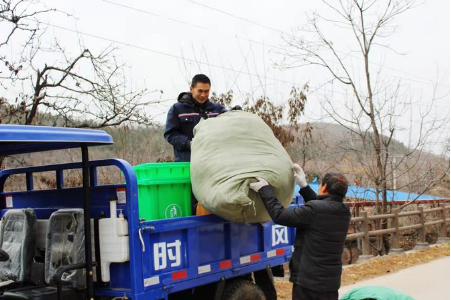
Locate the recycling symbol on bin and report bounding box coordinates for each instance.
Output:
[165,204,182,218]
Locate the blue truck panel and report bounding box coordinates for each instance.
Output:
[138,216,294,293]
[0,125,296,299]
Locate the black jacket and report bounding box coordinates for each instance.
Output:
[164,92,226,162]
[259,185,351,292]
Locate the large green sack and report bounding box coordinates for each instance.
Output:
[191,111,294,223]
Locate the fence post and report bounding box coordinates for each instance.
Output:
[357,211,373,263]
[438,204,450,244]
[374,218,383,255]
[389,208,403,254]
[414,206,429,250]
[356,206,362,251]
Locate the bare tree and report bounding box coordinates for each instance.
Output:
[286,122,314,168]
[283,0,450,216]
[1,0,158,128]
[211,86,309,147]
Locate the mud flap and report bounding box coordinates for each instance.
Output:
[254,266,277,300]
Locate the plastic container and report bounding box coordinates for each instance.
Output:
[134,162,192,220]
[99,200,129,282]
[196,204,212,216]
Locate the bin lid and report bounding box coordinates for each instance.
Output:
[0,125,113,156]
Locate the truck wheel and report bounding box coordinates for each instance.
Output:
[222,279,266,300]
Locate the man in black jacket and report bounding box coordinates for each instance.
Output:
[249,164,351,300]
[164,74,227,162]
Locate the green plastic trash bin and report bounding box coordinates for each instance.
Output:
[134,162,192,221]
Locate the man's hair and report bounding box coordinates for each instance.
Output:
[321,173,348,197]
[191,74,211,87]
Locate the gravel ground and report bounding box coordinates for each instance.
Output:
[274,243,450,300]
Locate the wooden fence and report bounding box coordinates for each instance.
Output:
[346,203,450,260]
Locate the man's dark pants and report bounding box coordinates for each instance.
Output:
[292,284,338,300]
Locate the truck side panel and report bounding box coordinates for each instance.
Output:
[0,159,295,300]
[138,215,295,296]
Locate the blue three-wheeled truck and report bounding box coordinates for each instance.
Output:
[0,125,296,300]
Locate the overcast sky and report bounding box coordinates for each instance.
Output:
[4,0,450,153]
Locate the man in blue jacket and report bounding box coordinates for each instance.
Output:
[164,74,227,162]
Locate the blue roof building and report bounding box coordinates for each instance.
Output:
[294,182,446,203]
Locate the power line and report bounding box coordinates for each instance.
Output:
[40,21,363,100]
[98,0,448,88]
[40,21,450,108]
[29,20,449,105]
[37,21,310,90]
[186,0,449,87]
[187,0,295,38]
[100,0,208,31]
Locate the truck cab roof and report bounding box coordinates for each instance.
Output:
[0,124,113,156]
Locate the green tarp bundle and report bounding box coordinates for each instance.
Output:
[340,286,415,300]
[190,111,294,223]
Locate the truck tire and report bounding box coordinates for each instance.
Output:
[222,279,266,300]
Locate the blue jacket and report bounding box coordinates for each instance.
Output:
[164,92,227,162]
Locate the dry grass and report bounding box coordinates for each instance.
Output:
[275,280,293,300]
[275,243,450,300]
